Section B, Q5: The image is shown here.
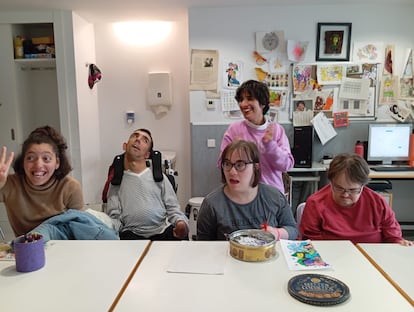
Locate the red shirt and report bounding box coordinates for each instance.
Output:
[299,185,402,244]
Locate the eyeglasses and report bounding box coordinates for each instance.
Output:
[222,160,254,172]
[331,183,363,195]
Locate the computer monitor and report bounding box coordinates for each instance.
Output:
[367,123,412,165]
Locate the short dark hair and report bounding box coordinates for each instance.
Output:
[13,125,72,179]
[327,153,370,185]
[234,80,270,115]
[131,128,154,155]
[220,140,261,187]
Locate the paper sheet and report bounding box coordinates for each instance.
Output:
[167,241,228,275]
[311,112,337,145]
[190,49,219,91]
[280,239,332,271]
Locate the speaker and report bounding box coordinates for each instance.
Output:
[293,126,313,168]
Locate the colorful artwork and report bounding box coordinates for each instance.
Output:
[316,65,344,85]
[292,65,313,93]
[269,90,288,109]
[352,42,384,63]
[324,31,343,54]
[280,240,331,271]
[224,61,242,88]
[379,75,398,104]
[333,111,349,127]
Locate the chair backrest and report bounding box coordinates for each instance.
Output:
[296,202,306,226]
[282,172,291,202]
[101,150,176,203]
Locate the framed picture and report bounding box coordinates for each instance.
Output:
[316,23,352,61]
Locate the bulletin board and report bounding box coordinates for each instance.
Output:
[290,62,379,124]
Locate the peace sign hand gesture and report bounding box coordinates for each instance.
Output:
[0,146,14,189]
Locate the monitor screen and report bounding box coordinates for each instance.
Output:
[367,123,412,165]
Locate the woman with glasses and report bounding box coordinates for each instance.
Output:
[197,140,298,241]
[300,153,413,246]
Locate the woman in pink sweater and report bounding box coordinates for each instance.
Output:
[219,80,294,193]
[300,153,413,246]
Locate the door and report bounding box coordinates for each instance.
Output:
[0,24,20,156]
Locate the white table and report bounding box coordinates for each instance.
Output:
[357,243,414,307]
[0,240,150,312]
[112,240,412,311]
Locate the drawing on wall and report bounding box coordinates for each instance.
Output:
[255,67,268,82]
[333,111,349,127]
[224,60,243,88]
[266,73,289,89]
[267,107,279,122]
[388,102,411,122]
[190,49,219,91]
[256,31,284,52]
[316,23,352,61]
[379,75,398,104]
[324,31,344,54]
[346,63,378,88]
[316,64,344,85]
[400,49,414,99]
[292,64,313,93]
[287,40,309,62]
[269,90,289,110]
[313,90,334,114]
[352,42,384,63]
[253,51,268,65]
[383,45,394,75]
[268,55,289,73]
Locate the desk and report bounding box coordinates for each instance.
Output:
[368,169,414,228]
[287,162,327,207]
[112,240,412,311]
[357,243,414,307]
[369,169,414,179]
[0,240,150,312]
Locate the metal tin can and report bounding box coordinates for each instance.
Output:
[229,229,276,262]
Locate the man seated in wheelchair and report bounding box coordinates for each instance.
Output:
[103,128,188,240]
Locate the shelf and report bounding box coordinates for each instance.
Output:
[14,58,56,70]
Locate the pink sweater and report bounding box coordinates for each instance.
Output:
[299,185,403,244]
[219,119,294,193]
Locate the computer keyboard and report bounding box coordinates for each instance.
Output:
[371,166,414,172]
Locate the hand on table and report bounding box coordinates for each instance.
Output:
[0,147,14,188]
[399,239,414,246]
[173,220,188,239]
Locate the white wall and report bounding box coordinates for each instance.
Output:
[93,11,191,208]
[189,3,414,124]
[72,12,102,204]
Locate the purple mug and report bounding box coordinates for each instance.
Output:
[14,234,45,273]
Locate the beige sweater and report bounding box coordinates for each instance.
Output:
[0,174,84,236]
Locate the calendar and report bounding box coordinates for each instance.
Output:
[221,89,239,112]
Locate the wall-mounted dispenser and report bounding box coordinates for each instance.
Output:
[147,72,172,116]
[126,111,135,124]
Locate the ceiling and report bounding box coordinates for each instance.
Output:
[0,0,412,22]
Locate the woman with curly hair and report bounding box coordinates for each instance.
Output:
[0,125,84,237]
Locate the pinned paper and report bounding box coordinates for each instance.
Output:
[287,40,308,62]
[311,112,337,145]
